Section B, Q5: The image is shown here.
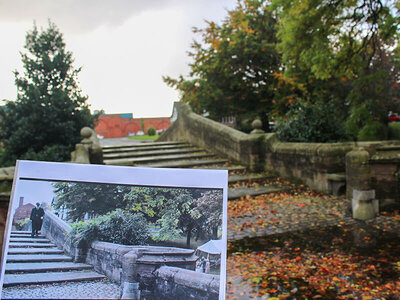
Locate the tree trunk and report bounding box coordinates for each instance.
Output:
[212,226,218,240]
[186,226,192,248]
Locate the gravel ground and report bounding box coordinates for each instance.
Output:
[1,279,120,299]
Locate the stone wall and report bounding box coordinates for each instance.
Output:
[86,241,133,283]
[157,103,264,171]
[41,209,75,258]
[154,266,220,300]
[86,241,198,298]
[159,102,400,203]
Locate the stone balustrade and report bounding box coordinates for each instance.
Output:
[159,102,400,211]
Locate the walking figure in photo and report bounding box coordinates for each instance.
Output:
[30,202,44,237]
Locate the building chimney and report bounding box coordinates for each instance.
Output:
[19,197,24,208]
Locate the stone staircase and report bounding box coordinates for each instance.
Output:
[3,231,105,287]
[102,141,292,201]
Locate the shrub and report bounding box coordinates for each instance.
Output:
[276,100,348,143]
[70,209,150,245]
[358,121,388,141]
[15,218,30,231]
[389,123,400,140]
[147,127,156,136]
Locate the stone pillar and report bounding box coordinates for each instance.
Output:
[345,147,371,199]
[74,239,88,263]
[352,189,378,220]
[71,127,103,164]
[71,144,90,164]
[121,250,141,300]
[249,119,265,172]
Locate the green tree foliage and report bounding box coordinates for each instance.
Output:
[124,187,222,248]
[70,209,150,245]
[164,0,282,131]
[53,182,223,248]
[52,182,130,222]
[0,21,93,166]
[276,100,348,142]
[272,0,400,80]
[271,0,400,140]
[192,190,223,239]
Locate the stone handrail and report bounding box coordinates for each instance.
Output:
[41,209,75,258]
[158,103,265,171]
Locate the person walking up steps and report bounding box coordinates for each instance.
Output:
[30,202,44,237]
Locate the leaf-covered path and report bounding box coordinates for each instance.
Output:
[227,178,400,299]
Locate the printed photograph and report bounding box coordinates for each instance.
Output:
[0,161,227,300]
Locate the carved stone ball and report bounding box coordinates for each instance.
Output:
[252,119,262,130]
[80,127,93,139]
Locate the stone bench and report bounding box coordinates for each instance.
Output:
[327,173,346,196]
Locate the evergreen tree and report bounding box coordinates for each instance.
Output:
[0,21,93,166]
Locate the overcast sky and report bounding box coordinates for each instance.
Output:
[0,0,236,118]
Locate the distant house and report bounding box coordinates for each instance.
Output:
[12,197,35,229]
[94,113,171,138]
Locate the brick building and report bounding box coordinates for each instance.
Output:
[12,197,35,228]
[95,113,171,138]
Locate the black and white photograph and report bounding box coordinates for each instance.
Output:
[0,160,227,299]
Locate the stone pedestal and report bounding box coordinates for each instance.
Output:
[346,147,371,199]
[352,189,378,220]
[121,250,141,299]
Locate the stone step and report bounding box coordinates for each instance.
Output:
[104,153,215,166]
[135,159,229,169]
[8,242,57,248]
[7,254,73,263]
[102,141,187,150]
[11,231,33,235]
[228,173,276,184]
[5,262,93,274]
[2,270,105,287]
[7,248,64,255]
[102,144,192,154]
[10,237,50,243]
[200,164,247,172]
[10,234,46,238]
[103,148,202,159]
[228,186,292,200]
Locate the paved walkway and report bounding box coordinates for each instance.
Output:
[228,192,356,240]
[1,279,120,299]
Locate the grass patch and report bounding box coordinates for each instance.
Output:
[128,134,159,140]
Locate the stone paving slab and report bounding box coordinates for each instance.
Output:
[103,148,201,159]
[5,262,93,274]
[3,271,105,287]
[7,254,73,263]
[228,186,292,200]
[136,158,229,168]
[227,195,353,241]
[1,278,120,299]
[7,248,64,255]
[8,242,56,248]
[9,238,49,243]
[104,152,214,165]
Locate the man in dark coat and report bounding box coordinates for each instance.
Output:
[30,202,44,237]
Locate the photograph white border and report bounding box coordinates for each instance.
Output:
[1,160,228,299]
